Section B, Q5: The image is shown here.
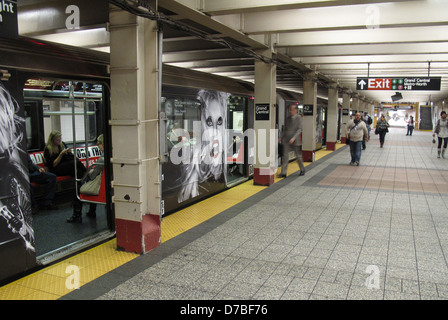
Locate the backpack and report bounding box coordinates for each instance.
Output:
[366,115,373,125]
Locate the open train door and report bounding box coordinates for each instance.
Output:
[69,81,108,206]
[23,78,113,265]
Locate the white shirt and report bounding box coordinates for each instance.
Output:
[437,118,448,138]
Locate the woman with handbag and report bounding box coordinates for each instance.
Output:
[376,114,390,148]
[406,116,415,136]
[79,134,105,217]
[44,130,87,223]
[433,111,448,158]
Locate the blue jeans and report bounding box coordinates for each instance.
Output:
[349,140,362,163]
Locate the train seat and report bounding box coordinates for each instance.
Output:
[226,141,244,163]
[79,168,106,203]
[28,151,74,188]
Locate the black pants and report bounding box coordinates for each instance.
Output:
[438,137,448,149]
[50,159,87,213]
[50,159,86,179]
[379,130,387,145]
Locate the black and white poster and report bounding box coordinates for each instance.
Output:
[0,76,36,282]
[162,89,229,214]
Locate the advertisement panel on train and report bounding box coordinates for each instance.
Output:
[0,74,37,281]
[162,89,233,214]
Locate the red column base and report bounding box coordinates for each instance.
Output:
[326,141,337,151]
[116,214,161,254]
[302,150,315,162]
[341,137,347,144]
[253,167,275,186]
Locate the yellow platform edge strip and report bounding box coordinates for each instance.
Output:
[0,144,343,300]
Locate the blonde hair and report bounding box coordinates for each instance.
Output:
[0,83,23,157]
[45,130,62,156]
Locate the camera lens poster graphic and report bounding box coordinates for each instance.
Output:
[0,1,18,39]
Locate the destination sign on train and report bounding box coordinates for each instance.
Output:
[356,77,441,91]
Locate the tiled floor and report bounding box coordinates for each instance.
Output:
[6,127,448,301]
[58,127,448,300]
[317,165,448,194]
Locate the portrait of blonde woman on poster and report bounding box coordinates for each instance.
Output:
[177,89,229,203]
[0,81,35,252]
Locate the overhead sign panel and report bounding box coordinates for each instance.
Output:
[357,77,441,91]
[0,0,18,39]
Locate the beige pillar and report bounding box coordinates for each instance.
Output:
[302,73,318,162]
[253,47,276,186]
[352,96,359,116]
[109,6,161,254]
[326,84,339,151]
[341,93,351,144]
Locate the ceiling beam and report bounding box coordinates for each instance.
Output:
[300,54,448,65]
[202,0,409,15]
[275,26,448,47]
[277,43,448,57]
[211,1,448,34]
[158,0,268,50]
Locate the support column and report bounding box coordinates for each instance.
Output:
[253,48,276,186]
[302,73,317,162]
[326,84,339,151]
[340,93,351,144]
[109,7,161,254]
[352,96,359,116]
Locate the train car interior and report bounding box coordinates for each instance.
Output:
[23,78,113,263]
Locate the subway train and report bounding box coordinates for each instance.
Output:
[0,36,329,284]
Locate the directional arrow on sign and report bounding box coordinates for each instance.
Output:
[358,79,367,90]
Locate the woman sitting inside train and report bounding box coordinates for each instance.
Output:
[44,130,86,223]
[79,134,105,217]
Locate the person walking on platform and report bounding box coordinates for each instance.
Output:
[362,113,371,150]
[406,115,415,136]
[433,111,448,158]
[376,114,390,148]
[346,112,368,166]
[278,104,305,178]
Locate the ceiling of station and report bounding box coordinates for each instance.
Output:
[17,0,448,105]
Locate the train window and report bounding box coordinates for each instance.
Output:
[226,96,247,185]
[23,79,109,260]
[162,95,201,155]
[24,79,103,148]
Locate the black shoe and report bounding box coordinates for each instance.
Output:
[67,212,82,223]
[299,171,305,176]
[277,174,287,178]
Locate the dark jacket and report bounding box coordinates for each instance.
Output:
[281,114,302,146]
